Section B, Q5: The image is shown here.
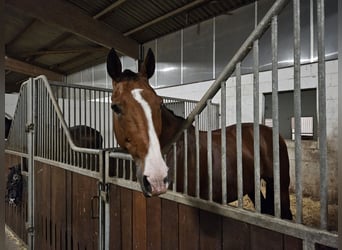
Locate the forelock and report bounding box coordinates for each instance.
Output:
[116,69,139,82]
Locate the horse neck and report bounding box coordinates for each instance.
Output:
[159,106,189,148]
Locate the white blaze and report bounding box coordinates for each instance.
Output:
[131,89,168,191]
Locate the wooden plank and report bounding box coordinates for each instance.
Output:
[5,56,64,81]
[71,173,98,250]
[222,216,250,250]
[133,191,147,250]
[161,199,179,250]
[250,224,283,250]
[146,197,161,250]
[109,184,121,250]
[34,162,51,250]
[284,235,302,250]
[5,0,139,58]
[121,187,133,250]
[179,204,199,250]
[199,210,222,250]
[50,167,67,250]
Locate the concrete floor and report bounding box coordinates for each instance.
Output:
[5,226,27,250]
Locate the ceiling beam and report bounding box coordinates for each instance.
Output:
[22,47,107,57]
[5,0,139,59]
[5,56,65,81]
[93,0,127,19]
[124,0,207,36]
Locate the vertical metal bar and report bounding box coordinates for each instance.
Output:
[236,63,243,208]
[207,99,213,201]
[272,15,281,218]
[302,239,315,250]
[184,130,188,194]
[27,78,35,250]
[195,115,200,198]
[221,81,227,204]
[293,0,303,224]
[253,38,261,213]
[173,143,177,192]
[317,0,328,230]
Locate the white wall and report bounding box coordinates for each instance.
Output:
[5,93,19,117]
[156,60,338,150]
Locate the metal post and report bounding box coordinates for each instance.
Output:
[26,78,35,250]
[235,63,243,208]
[253,38,261,213]
[221,81,227,204]
[207,99,213,201]
[271,15,281,218]
[195,115,200,198]
[293,0,303,224]
[184,130,188,194]
[317,0,328,230]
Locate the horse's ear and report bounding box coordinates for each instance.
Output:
[107,48,122,82]
[140,48,155,79]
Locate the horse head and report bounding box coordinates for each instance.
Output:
[107,48,169,197]
[6,164,23,206]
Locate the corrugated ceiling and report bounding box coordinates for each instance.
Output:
[4,0,255,92]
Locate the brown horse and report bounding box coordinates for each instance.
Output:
[106,49,292,220]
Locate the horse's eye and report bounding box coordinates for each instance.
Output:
[111,104,122,114]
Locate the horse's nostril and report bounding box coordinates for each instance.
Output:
[163,177,168,184]
[143,176,152,194]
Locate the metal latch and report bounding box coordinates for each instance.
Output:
[25,223,35,234]
[25,123,34,133]
[99,182,110,203]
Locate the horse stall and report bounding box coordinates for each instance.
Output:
[4,0,339,250]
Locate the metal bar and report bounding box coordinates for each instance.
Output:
[27,78,35,250]
[221,81,227,204]
[207,99,213,201]
[317,0,328,230]
[173,143,177,192]
[271,15,281,218]
[195,115,200,198]
[293,0,303,224]
[162,0,290,153]
[235,63,243,208]
[184,130,188,195]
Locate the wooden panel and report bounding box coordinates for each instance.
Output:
[50,167,67,250]
[71,173,98,250]
[133,191,147,250]
[161,199,179,250]
[121,188,133,250]
[109,184,122,250]
[223,216,250,250]
[34,162,51,250]
[199,210,222,250]
[146,197,161,250]
[250,224,283,250]
[179,204,199,250]
[284,235,302,250]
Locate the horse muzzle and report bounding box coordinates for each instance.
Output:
[142,175,169,197]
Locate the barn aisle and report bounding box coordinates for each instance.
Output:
[5,226,26,250]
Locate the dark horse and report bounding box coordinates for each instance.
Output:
[6,164,23,206]
[69,125,103,149]
[106,48,292,219]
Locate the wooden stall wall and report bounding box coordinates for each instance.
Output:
[34,161,99,250]
[109,184,303,250]
[5,153,28,244]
